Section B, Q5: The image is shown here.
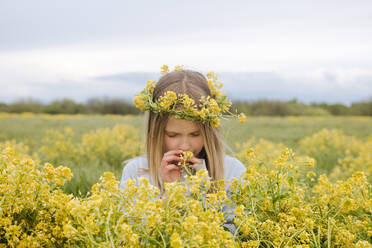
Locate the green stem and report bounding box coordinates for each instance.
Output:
[327,217,332,248]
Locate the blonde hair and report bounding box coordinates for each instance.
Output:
[141,70,226,191]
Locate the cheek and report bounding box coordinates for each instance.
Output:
[164,137,176,151]
[194,137,204,152]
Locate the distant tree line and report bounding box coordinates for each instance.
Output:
[0,98,140,115]
[0,98,371,116]
[231,99,372,116]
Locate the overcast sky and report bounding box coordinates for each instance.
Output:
[0,0,371,104]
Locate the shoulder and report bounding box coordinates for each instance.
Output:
[120,156,151,189]
[223,155,246,180]
[223,154,245,170]
[120,156,148,182]
[123,156,148,171]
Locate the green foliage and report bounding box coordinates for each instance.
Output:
[1,98,140,115]
[349,101,372,116]
[231,99,331,116]
[85,97,140,115]
[37,125,143,195]
[311,103,349,115]
[2,99,43,113]
[2,98,372,116]
[42,99,85,114]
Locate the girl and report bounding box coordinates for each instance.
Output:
[120,66,246,198]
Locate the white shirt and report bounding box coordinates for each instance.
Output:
[119,155,246,190]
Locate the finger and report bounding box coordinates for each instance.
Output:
[163,150,183,157]
[187,157,203,166]
[163,155,182,164]
[165,163,182,171]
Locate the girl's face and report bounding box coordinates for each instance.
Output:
[164,116,204,157]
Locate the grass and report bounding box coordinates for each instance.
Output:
[223,116,372,150]
[1,114,372,152]
[1,113,372,195]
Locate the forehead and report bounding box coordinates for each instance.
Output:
[165,116,200,133]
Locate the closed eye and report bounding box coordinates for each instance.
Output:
[165,131,200,137]
[166,132,178,138]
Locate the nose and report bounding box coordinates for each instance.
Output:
[178,137,191,152]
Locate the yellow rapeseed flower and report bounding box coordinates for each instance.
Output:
[206,71,217,80]
[208,98,221,115]
[174,65,184,71]
[133,93,147,111]
[160,64,169,74]
[170,233,182,248]
[133,65,246,127]
[159,91,178,110]
[181,94,196,110]
[145,80,156,93]
[238,113,246,123]
[210,118,220,127]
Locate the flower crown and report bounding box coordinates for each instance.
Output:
[133,65,246,127]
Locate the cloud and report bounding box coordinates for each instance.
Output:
[1,42,371,105]
[1,0,372,51]
[1,1,371,105]
[95,72,158,84]
[222,70,372,104]
[1,69,371,105]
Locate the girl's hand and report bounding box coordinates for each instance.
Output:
[186,156,204,169]
[160,150,205,184]
[160,150,183,183]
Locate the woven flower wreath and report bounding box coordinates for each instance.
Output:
[133,65,246,127]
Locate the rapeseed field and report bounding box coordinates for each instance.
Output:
[0,113,371,247]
